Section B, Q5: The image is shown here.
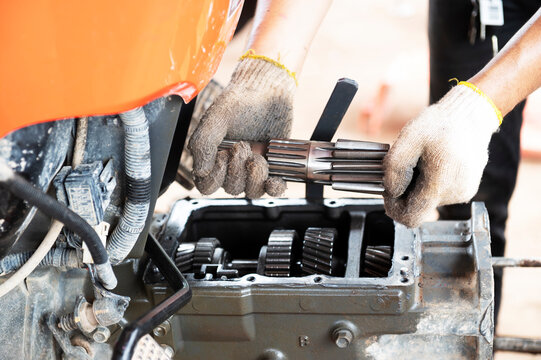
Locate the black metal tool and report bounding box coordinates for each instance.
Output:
[307,78,359,199]
[112,233,192,360]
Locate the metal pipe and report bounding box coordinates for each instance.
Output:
[492,257,541,268]
[494,337,541,353]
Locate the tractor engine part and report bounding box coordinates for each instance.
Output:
[138,198,495,359]
[362,245,393,277]
[258,229,296,277]
[220,138,388,195]
[301,227,337,275]
[54,160,116,227]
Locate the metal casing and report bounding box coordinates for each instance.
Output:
[147,199,494,360]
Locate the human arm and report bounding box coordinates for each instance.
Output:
[383,8,541,227]
[188,0,332,198]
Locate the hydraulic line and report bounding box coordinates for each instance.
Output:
[107,107,152,265]
[0,160,117,289]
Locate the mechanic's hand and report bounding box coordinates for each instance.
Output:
[383,84,501,227]
[188,55,296,198]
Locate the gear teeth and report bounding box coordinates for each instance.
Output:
[362,245,392,277]
[193,238,221,271]
[301,228,337,275]
[175,243,196,273]
[264,230,296,277]
[267,139,310,181]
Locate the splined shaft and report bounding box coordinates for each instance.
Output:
[220,139,389,195]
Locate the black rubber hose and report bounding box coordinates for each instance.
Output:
[0,167,117,289]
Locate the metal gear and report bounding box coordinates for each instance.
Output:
[193,238,222,272]
[362,245,392,277]
[301,227,337,275]
[259,230,296,277]
[174,242,196,273]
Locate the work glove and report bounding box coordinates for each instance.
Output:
[188,55,296,198]
[383,83,502,227]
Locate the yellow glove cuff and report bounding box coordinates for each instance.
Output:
[240,49,298,86]
[449,78,503,125]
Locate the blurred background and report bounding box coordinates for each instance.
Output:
[157,1,541,358]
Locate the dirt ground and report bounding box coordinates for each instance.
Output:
[157,1,541,358]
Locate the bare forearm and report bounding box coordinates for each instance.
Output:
[470,7,541,115]
[246,0,332,74]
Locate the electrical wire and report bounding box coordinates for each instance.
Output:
[0,221,63,298]
[0,118,89,297]
[0,120,117,291]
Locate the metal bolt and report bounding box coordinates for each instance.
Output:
[161,344,174,357]
[92,326,111,343]
[332,328,354,348]
[153,320,171,337]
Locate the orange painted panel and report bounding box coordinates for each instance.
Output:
[0,0,242,138]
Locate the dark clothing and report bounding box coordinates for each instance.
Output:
[428,0,540,321]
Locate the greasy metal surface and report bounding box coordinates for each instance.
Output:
[0,268,112,359]
[145,199,494,360]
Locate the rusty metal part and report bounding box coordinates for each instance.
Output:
[58,292,130,334]
[301,228,337,275]
[47,314,93,360]
[492,257,541,268]
[219,138,388,195]
[494,337,541,353]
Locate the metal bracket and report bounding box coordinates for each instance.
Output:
[306,78,358,200]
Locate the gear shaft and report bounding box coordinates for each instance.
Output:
[220,138,388,194]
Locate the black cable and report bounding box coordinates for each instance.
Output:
[0,171,117,288]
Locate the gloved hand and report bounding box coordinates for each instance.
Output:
[383,83,502,227]
[188,55,296,198]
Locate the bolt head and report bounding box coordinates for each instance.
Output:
[161,344,174,357]
[153,320,171,337]
[153,326,166,337]
[92,326,111,343]
[333,329,353,348]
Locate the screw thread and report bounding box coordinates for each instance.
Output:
[58,313,77,331]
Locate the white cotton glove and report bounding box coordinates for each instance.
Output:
[188,56,296,198]
[383,84,501,228]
